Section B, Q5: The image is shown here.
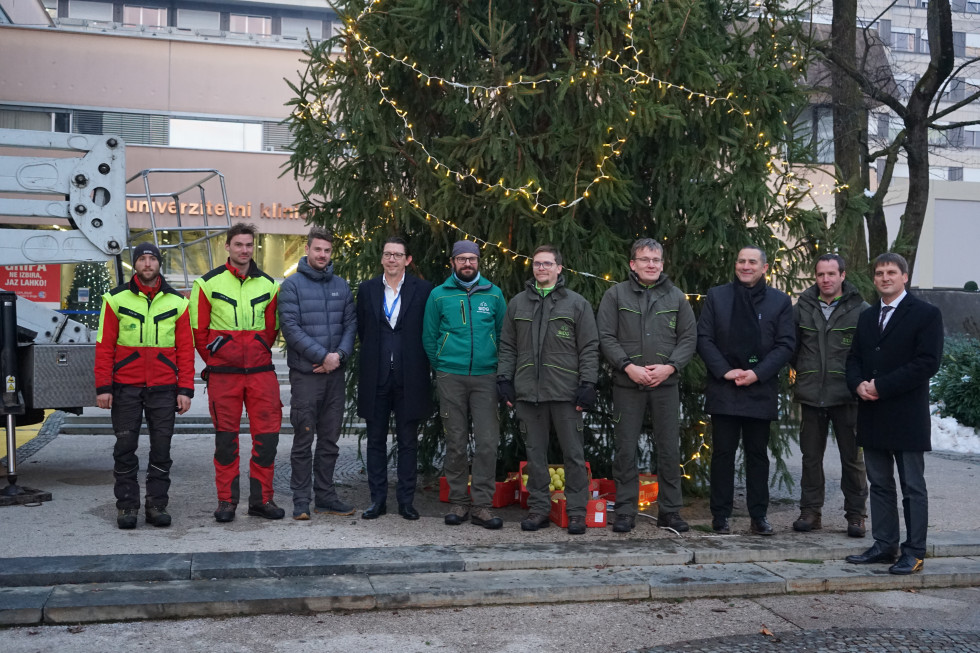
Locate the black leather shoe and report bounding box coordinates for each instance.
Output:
[398,503,420,520]
[846,542,899,565]
[751,517,774,536]
[520,512,550,531]
[889,552,924,575]
[247,500,285,520]
[361,502,387,520]
[712,517,731,534]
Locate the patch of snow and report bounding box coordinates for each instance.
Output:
[931,405,980,454]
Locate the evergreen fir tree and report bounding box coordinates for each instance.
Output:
[65,262,112,331]
[286,0,821,490]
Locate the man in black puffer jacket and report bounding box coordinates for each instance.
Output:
[279,227,357,520]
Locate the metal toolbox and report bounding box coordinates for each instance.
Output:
[20,343,96,409]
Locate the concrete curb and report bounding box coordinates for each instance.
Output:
[2,535,980,625]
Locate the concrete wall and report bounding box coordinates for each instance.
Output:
[917,289,980,339]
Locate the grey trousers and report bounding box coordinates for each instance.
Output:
[517,401,588,517]
[437,372,500,508]
[864,448,928,559]
[798,403,868,518]
[289,368,346,508]
[612,383,683,515]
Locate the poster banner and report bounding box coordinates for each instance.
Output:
[0,264,61,306]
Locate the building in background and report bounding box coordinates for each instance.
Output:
[0,0,334,308]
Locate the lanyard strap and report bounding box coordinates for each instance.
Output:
[383,291,401,321]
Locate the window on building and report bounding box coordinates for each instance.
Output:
[967,0,980,13]
[229,14,271,35]
[68,0,113,21]
[0,108,70,132]
[169,119,262,152]
[950,167,964,181]
[123,5,167,27]
[895,74,917,99]
[919,31,930,54]
[789,106,834,164]
[176,8,219,30]
[892,30,914,51]
[281,16,322,41]
[964,127,980,148]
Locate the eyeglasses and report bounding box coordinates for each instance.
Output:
[454,256,479,264]
[532,261,556,270]
[633,257,663,265]
[382,252,406,260]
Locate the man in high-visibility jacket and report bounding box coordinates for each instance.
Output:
[96,242,194,530]
[190,223,283,522]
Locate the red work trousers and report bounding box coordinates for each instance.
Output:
[208,370,282,506]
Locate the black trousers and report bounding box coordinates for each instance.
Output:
[365,374,420,506]
[111,384,177,510]
[709,414,771,520]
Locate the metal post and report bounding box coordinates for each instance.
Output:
[0,291,24,496]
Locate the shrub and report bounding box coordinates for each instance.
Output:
[931,335,980,429]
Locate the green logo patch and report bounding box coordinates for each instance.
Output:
[668,318,677,329]
[556,324,572,339]
[841,335,853,346]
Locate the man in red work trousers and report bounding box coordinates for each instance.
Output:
[96,242,194,529]
[191,222,284,522]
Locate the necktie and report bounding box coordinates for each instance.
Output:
[878,305,893,333]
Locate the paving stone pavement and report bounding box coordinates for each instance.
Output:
[633,628,980,652]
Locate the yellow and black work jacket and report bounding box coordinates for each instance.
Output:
[190,260,279,374]
[95,277,195,396]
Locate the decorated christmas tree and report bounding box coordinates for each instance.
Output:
[64,262,113,331]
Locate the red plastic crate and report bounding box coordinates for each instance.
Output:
[592,477,616,499]
[438,475,518,508]
[549,496,607,528]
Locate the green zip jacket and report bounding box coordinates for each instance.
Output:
[496,277,600,403]
[792,280,869,407]
[596,272,697,388]
[422,273,506,376]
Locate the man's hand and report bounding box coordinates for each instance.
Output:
[176,395,191,415]
[575,382,597,412]
[321,352,341,373]
[734,370,758,387]
[645,364,674,387]
[497,379,516,408]
[626,364,654,387]
[96,393,113,409]
[856,380,879,401]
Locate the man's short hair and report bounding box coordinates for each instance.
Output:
[630,238,664,260]
[739,245,767,264]
[816,253,846,273]
[873,252,909,275]
[532,244,562,266]
[307,226,333,247]
[384,236,410,257]
[226,222,258,245]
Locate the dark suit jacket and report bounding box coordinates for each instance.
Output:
[845,292,943,451]
[356,273,434,421]
[696,282,796,421]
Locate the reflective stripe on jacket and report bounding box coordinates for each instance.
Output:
[95,277,195,395]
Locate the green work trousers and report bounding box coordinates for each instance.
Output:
[437,372,500,508]
[517,401,588,517]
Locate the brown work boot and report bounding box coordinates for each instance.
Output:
[444,503,470,526]
[847,514,867,538]
[567,515,586,535]
[521,512,551,531]
[471,506,503,530]
[792,509,822,532]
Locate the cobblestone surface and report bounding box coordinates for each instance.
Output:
[632,629,980,652]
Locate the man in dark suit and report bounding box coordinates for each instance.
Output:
[356,237,435,520]
[845,252,943,575]
[697,245,795,536]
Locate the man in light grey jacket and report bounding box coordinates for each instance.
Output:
[279,227,356,520]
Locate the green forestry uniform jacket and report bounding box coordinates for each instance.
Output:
[792,281,869,408]
[596,272,697,388]
[497,277,600,403]
[422,273,506,376]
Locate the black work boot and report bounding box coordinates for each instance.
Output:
[145,506,172,527]
[117,508,138,530]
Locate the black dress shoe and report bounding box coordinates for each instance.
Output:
[712,517,731,534]
[889,552,924,575]
[751,517,774,536]
[361,502,387,520]
[398,503,420,520]
[845,542,899,565]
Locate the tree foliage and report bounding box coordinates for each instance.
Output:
[286,0,819,489]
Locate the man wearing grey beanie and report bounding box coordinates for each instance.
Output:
[422,240,507,529]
